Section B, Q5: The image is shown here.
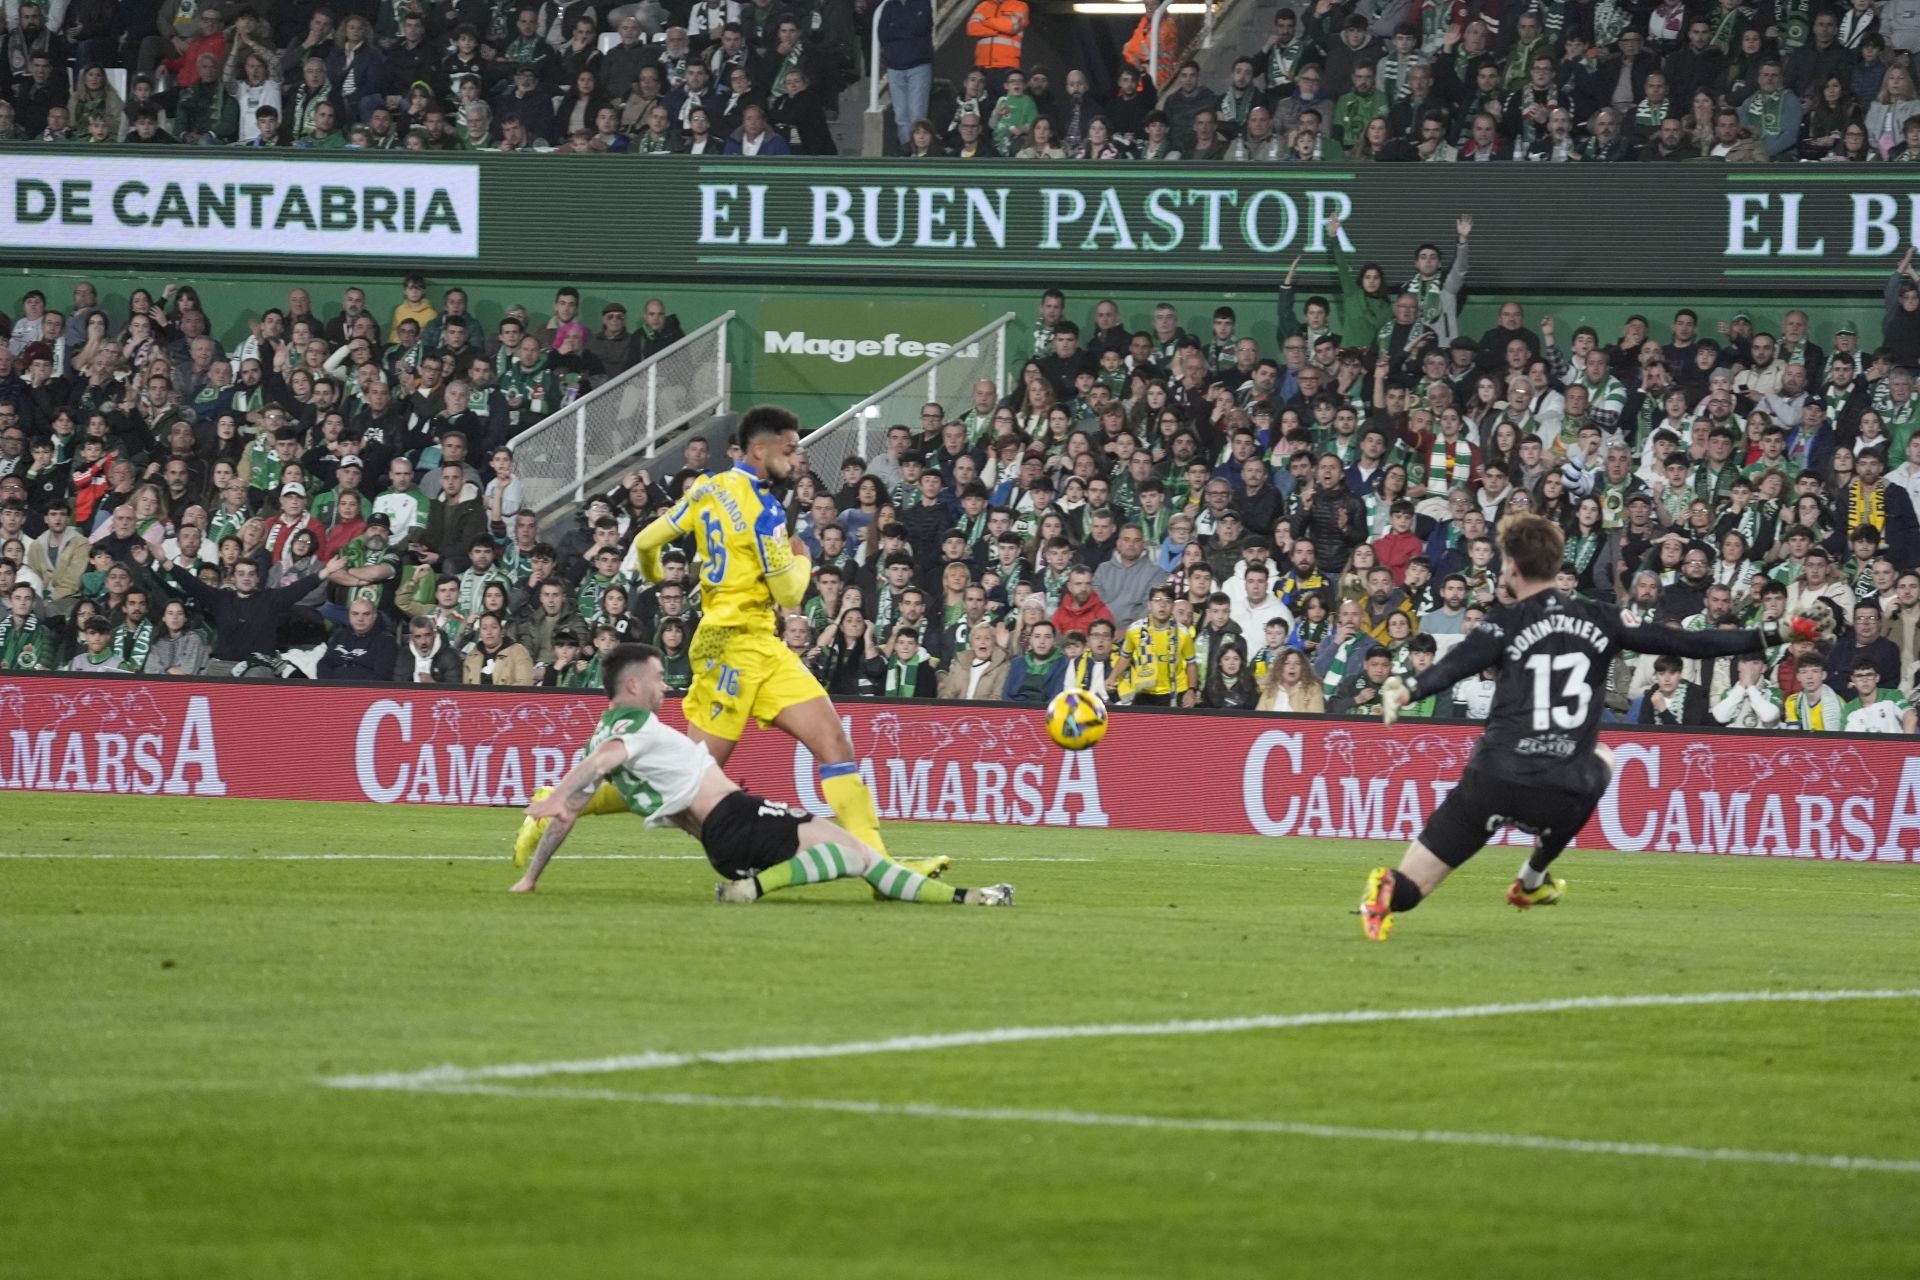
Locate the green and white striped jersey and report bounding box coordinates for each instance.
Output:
[584,704,712,826]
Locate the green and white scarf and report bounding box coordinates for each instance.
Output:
[1427,435,1473,490]
[1030,319,1055,358]
[1321,634,1360,697]
[1403,272,1445,328]
[0,612,50,670]
[1774,0,1810,47]
[113,618,153,669]
[1736,500,1776,546]
[1265,38,1312,88]
[1707,2,1748,51]
[1745,90,1789,140]
[994,558,1026,600]
[1292,616,1330,654]
[1566,531,1603,574]
[208,505,250,546]
[885,650,929,696]
[1378,52,1419,100]
[1651,680,1691,723]
[1592,0,1630,44]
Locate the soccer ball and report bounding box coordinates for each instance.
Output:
[1045,689,1109,751]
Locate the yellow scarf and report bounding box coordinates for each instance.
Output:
[1786,690,1829,731]
[1849,480,1886,534]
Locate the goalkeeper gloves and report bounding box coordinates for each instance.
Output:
[1761,604,1837,648]
[1378,676,1410,727]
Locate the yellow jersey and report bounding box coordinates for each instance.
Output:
[633,465,807,631]
[1120,619,1195,697]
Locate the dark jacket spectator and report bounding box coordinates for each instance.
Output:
[419,479,489,571]
[632,311,688,361]
[877,0,934,71]
[167,561,323,663]
[393,623,464,683]
[1288,473,1368,576]
[317,613,397,680]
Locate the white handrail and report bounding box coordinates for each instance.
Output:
[1147,0,1173,87]
[506,309,735,517]
[869,0,895,115]
[506,309,734,451]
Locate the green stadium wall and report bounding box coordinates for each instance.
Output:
[2,152,1906,428]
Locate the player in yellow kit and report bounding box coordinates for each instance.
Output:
[1113,585,1197,707]
[516,406,930,875]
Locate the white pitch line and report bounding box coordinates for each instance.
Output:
[0,852,1097,864]
[318,988,1920,1091]
[0,852,705,862]
[390,1084,1920,1176]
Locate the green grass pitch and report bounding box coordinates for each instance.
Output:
[5,792,1918,1279]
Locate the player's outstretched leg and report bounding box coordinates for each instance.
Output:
[515,783,628,867]
[719,819,1009,906]
[1507,745,1610,909]
[1507,822,1573,909]
[1360,843,1456,941]
[774,699,899,858]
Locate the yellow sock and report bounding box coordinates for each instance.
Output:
[585,782,628,816]
[819,764,889,858]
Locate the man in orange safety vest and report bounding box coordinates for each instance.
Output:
[966,0,1027,87]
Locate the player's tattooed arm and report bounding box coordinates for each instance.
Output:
[514,811,577,891]
[529,741,627,820]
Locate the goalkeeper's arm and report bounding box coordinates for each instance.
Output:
[1619,605,1832,661]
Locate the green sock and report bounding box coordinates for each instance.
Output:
[753,860,796,895]
[863,856,961,903]
[754,842,853,897]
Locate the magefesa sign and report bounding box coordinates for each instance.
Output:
[755,296,992,395]
[2,156,480,258]
[693,174,1358,272]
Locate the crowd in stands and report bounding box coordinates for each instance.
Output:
[9,0,1918,160]
[0,0,876,152]
[5,234,1920,733]
[0,275,692,681]
[924,0,1920,161]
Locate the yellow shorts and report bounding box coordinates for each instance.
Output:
[685,625,827,741]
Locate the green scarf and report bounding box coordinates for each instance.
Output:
[1019,649,1062,698]
[1266,38,1312,88]
[1566,531,1602,574]
[1321,634,1359,697]
[208,506,250,546]
[1378,51,1419,100]
[1404,271,1445,327]
[113,618,154,669]
[0,612,51,670]
[1030,319,1055,359]
[1708,3,1748,52]
[885,650,929,696]
[343,535,399,606]
[1039,566,1072,609]
[1427,434,1472,490]
[1746,89,1787,139]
